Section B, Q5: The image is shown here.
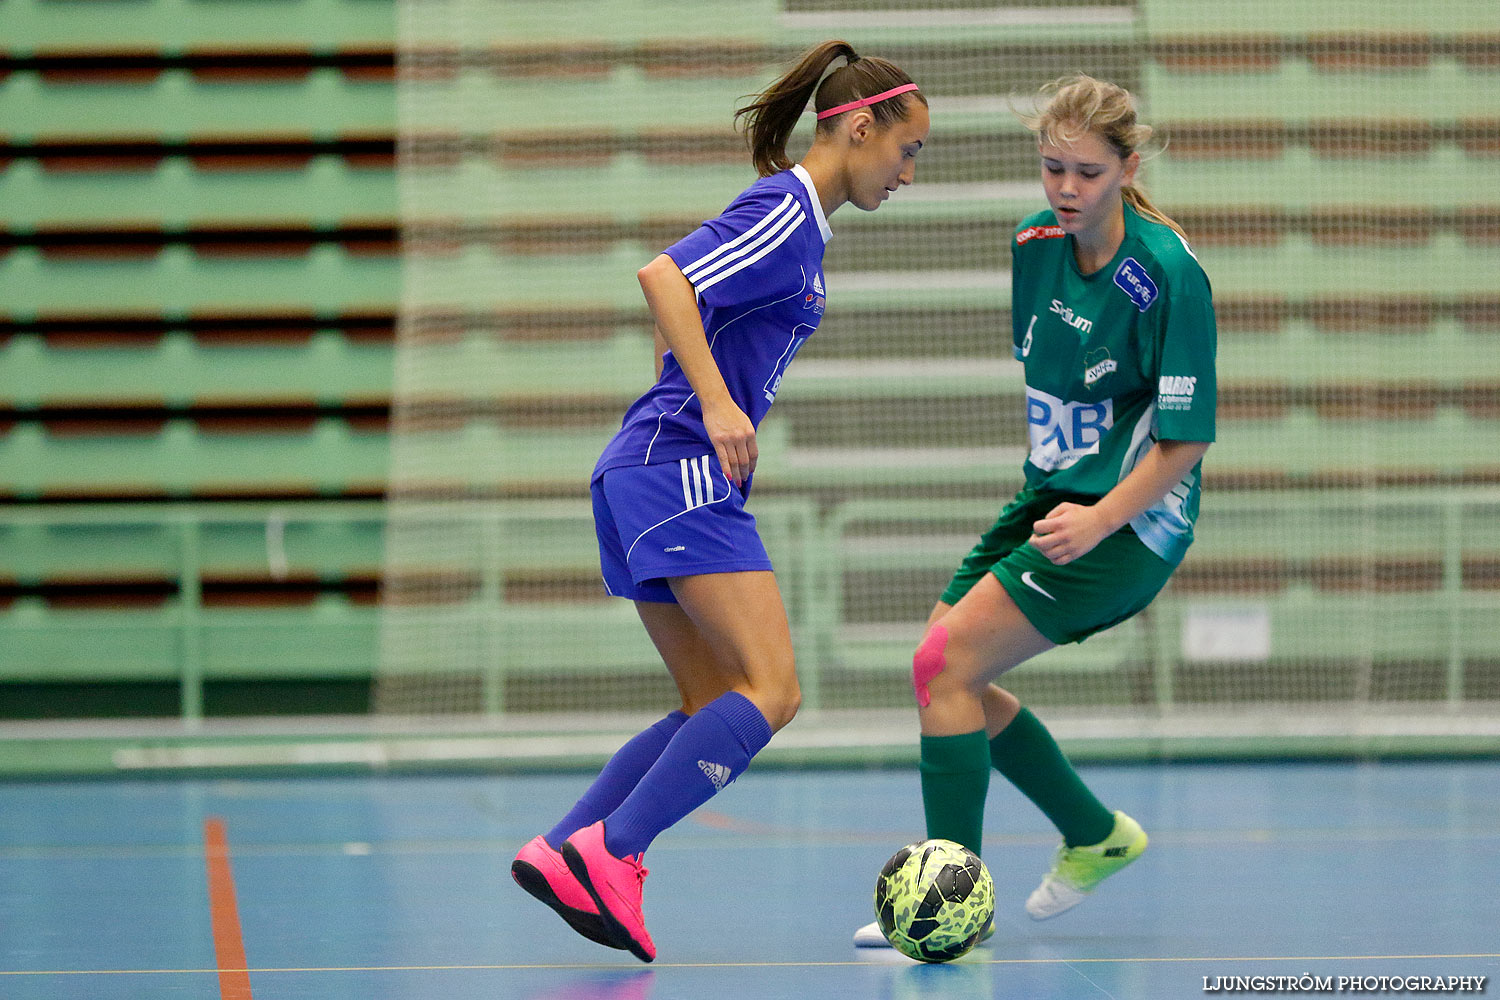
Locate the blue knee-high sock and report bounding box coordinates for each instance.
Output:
[544,710,689,849]
[601,691,773,859]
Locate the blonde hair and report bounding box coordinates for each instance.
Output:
[1017,74,1186,239]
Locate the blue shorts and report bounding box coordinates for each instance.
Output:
[592,453,773,603]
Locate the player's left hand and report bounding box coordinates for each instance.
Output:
[1029,502,1110,566]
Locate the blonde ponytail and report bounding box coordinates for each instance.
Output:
[1123,186,1187,240]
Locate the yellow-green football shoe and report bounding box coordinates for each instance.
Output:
[1025,810,1147,920]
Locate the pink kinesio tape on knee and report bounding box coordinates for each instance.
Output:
[911,624,949,707]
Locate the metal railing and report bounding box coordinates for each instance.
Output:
[4,488,1499,721]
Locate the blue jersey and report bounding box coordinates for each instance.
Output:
[594,164,832,480]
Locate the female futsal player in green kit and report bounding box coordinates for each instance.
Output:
[856,73,1217,946]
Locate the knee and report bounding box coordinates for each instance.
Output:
[912,624,991,708]
[912,624,950,707]
[768,657,803,730]
[745,676,799,733]
[773,678,802,732]
[742,656,801,733]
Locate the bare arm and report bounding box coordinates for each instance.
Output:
[637,253,757,487]
[1028,439,1211,565]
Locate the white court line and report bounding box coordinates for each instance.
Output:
[6,952,1498,975]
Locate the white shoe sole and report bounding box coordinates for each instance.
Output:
[1025,879,1087,920]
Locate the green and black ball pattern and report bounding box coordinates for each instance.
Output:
[873,838,995,963]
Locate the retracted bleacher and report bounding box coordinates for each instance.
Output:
[3,0,1498,746]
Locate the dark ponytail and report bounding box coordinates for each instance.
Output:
[735,40,925,178]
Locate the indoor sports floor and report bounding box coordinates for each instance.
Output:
[2,759,1498,1000]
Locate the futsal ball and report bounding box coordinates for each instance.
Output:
[873,838,994,963]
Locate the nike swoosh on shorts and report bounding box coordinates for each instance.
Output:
[1020,571,1057,601]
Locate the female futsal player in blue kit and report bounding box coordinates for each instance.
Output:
[511,41,930,962]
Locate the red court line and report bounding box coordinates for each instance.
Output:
[203,817,254,1000]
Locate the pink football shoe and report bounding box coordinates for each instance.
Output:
[512,835,620,950]
[561,821,655,963]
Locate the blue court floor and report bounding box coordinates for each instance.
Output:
[2,760,1498,1000]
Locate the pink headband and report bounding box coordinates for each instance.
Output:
[815,82,921,121]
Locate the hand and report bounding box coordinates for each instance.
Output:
[702,399,757,488]
[1028,502,1111,566]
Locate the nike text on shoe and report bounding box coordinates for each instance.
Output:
[562,821,656,962]
[853,916,995,948]
[511,836,622,950]
[1026,810,1148,920]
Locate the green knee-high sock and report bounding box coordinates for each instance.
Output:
[989,707,1114,848]
[919,730,991,857]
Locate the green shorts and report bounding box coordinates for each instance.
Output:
[941,489,1177,645]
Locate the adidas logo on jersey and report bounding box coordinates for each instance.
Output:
[804,271,826,315]
[697,760,732,791]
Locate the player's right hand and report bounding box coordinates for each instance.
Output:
[703,400,757,488]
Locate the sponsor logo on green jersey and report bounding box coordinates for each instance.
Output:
[1158,375,1197,411]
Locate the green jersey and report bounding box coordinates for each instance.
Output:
[1010,203,1217,565]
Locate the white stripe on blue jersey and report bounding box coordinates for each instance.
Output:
[679,194,796,282]
[696,210,805,294]
[682,196,807,294]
